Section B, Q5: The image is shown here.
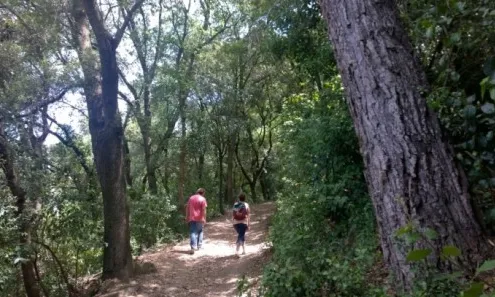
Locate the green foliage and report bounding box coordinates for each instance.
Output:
[396,225,495,297]
[130,189,177,251]
[401,0,495,231]
[260,82,385,296]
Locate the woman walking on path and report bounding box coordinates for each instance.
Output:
[232,193,250,256]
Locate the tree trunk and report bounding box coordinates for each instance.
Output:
[198,153,205,183]
[73,0,133,281]
[0,123,41,297]
[260,171,269,201]
[123,135,133,187]
[178,111,187,210]
[249,180,257,203]
[226,133,235,203]
[144,135,158,194]
[217,147,224,214]
[141,87,159,194]
[319,0,488,290]
[162,144,170,193]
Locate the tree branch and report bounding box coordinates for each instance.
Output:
[44,114,93,177]
[118,67,140,100]
[83,0,112,47]
[18,88,70,117]
[114,0,146,47]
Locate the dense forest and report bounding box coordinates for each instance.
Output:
[0,0,494,296]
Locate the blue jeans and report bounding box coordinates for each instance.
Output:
[234,223,248,244]
[189,221,204,249]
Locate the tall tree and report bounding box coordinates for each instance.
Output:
[319,0,489,290]
[71,0,144,280]
[0,122,41,297]
[119,0,165,194]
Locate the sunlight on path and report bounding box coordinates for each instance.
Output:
[97,202,275,297]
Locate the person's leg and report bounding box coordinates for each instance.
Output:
[197,222,204,250]
[189,222,198,253]
[239,224,247,254]
[234,224,241,254]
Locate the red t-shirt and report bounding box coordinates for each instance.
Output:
[187,194,207,222]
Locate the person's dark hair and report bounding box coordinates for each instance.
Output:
[238,193,246,201]
[196,188,205,195]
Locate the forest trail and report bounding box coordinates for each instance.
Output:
[98,202,275,297]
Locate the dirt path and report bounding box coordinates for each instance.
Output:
[98,202,275,297]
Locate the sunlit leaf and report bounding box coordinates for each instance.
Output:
[406,249,431,262]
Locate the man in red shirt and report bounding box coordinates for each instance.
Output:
[185,188,207,254]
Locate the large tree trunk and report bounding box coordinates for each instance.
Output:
[73,0,134,281]
[0,122,41,297]
[319,0,488,290]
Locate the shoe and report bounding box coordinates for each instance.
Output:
[190,249,195,255]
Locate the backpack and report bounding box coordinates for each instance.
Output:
[233,202,247,220]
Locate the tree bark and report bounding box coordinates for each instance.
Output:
[319,0,488,290]
[0,122,41,297]
[72,0,137,281]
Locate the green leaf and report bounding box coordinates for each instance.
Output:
[450,33,461,43]
[433,271,463,281]
[405,232,421,244]
[481,103,495,114]
[406,249,431,262]
[464,105,477,118]
[442,245,461,257]
[481,77,490,99]
[490,88,495,100]
[483,57,495,77]
[462,282,484,297]
[476,260,495,274]
[425,27,434,38]
[424,228,438,240]
[395,224,412,237]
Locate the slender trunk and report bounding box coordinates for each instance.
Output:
[249,180,257,203]
[123,136,133,187]
[319,0,488,290]
[260,172,269,201]
[141,88,158,194]
[162,144,170,193]
[73,0,133,280]
[0,123,41,297]
[178,111,187,210]
[198,153,205,183]
[226,133,235,203]
[143,136,157,194]
[217,147,224,214]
